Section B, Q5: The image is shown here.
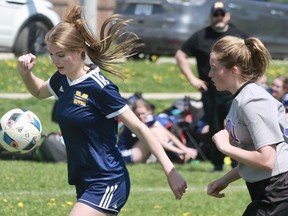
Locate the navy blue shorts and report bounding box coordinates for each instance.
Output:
[75,176,130,215]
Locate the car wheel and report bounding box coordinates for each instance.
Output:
[13,20,51,56]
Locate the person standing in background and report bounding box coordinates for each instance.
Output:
[175,1,248,171]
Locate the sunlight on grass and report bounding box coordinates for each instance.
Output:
[0,57,287,93]
[0,159,250,216]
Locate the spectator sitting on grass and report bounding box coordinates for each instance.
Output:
[118,99,198,164]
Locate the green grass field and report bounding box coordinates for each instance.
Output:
[0,98,251,216]
[0,56,287,94]
[0,57,287,215]
[0,160,250,216]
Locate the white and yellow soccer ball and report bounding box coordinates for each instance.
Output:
[0,108,42,154]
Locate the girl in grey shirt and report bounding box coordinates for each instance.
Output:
[207,35,288,216]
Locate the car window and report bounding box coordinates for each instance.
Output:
[123,3,164,15]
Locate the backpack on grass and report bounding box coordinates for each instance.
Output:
[39,132,67,163]
[0,132,67,163]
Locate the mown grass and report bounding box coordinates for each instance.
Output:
[1,56,287,94]
[0,56,287,215]
[0,160,250,216]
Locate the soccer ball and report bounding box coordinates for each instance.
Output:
[0,108,42,154]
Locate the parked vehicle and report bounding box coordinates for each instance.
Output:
[115,0,288,59]
[0,0,60,56]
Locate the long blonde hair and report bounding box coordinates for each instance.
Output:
[211,36,271,82]
[45,5,141,78]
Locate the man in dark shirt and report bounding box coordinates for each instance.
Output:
[175,1,248,171]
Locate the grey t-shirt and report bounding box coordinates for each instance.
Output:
[226,83,288,182]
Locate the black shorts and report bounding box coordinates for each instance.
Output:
[243,171,288,216]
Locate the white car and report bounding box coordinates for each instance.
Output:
[0,0,60,56]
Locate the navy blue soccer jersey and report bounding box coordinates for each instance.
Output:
[47,66,129,185]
